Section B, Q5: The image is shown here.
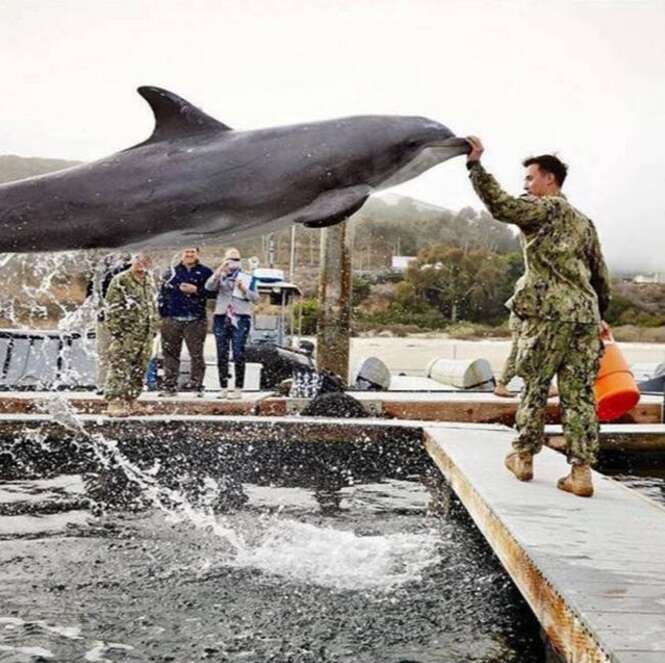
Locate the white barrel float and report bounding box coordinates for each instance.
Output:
[426,357,495,391]
[352,356,391,391]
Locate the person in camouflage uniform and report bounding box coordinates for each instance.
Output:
[495,278,558,399]
[494,310,522,396]
[465,137,610,497]
[495,236,528,397]
[86,253,131,394]
[103,253,159,416]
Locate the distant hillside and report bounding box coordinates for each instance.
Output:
[352,193,520,259]
[0,154,81,184]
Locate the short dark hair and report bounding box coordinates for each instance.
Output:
[522,154,568,187]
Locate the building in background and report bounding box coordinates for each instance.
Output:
[391,256,417,272]
[633,273,664,284]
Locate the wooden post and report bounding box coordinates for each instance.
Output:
[289,224,296,282]
[316,221,353,382]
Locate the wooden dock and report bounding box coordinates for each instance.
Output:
[546,424,665,452]
[0,390,660,426]
[424,425,665,662]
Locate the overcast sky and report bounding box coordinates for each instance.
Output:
[1,0,663,272]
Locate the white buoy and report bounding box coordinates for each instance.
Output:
[426,358,495,390]
[352,356,391,391]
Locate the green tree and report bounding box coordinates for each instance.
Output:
[352,275,372,307]
[405,244,515,323]
[293,298,319,334]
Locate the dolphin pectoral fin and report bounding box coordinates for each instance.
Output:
[298,186,370,229]
[136,86,232,145]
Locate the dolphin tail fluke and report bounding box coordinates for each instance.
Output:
[136,86,232,145]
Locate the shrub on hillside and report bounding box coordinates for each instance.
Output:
[293,298,319,335]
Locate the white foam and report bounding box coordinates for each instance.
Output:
[0,617,23,627]
[0,616,82,639]
[230,518,440,591]
[41,623,82,640]
[0,644,54,658]
[84,641,134,662]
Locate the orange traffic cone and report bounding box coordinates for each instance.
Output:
[594,329,640,422]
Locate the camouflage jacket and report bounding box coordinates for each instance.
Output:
[104,269,159,338]
[469,163,610,323]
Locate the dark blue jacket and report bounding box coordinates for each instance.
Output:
[158,262,214,319]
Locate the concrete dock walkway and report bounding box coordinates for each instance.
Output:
[424,425,665,662]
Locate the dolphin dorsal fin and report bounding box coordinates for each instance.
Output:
[138,86,232,142]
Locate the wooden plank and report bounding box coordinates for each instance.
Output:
[382,397,529,424]
[424,426,665,663]
[380,395,661,425]
[263,392,661,425]
[0,391,660,424]
[0,391,273,416]
[547,424,665,452]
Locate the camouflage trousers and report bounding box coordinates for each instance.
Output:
[513,318,603,465]
[95,320,112,389]
[499,312,521,385]
[104,331,154,401]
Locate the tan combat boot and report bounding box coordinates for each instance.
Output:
[504,451,534,481]
[494,382,513,398]
[106,399,130,417]
[557,465,594,498]
[126,399,142,415]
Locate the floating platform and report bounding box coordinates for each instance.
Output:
[424,425,665,662]
[546,424,665,452]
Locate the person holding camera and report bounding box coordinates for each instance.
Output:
[205,248,258,399]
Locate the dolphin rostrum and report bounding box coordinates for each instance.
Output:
[0,87,470,253]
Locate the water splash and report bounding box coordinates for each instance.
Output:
[0,617,135,663]
[0,251,97,331]
[1,251,441,592]
[84,641,134,662]
[230,518,442,590]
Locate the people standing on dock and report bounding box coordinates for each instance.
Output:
[157,247,213,397]
[465,138,611,497]
[86,253,132,395]
[103,252,159,416]
[205,248,259,399]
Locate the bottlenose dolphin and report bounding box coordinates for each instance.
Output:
[0,86,469,253]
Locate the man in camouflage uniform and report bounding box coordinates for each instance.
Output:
[465,137,610,497]
[103,253,159,416]
[86,253,131,394]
